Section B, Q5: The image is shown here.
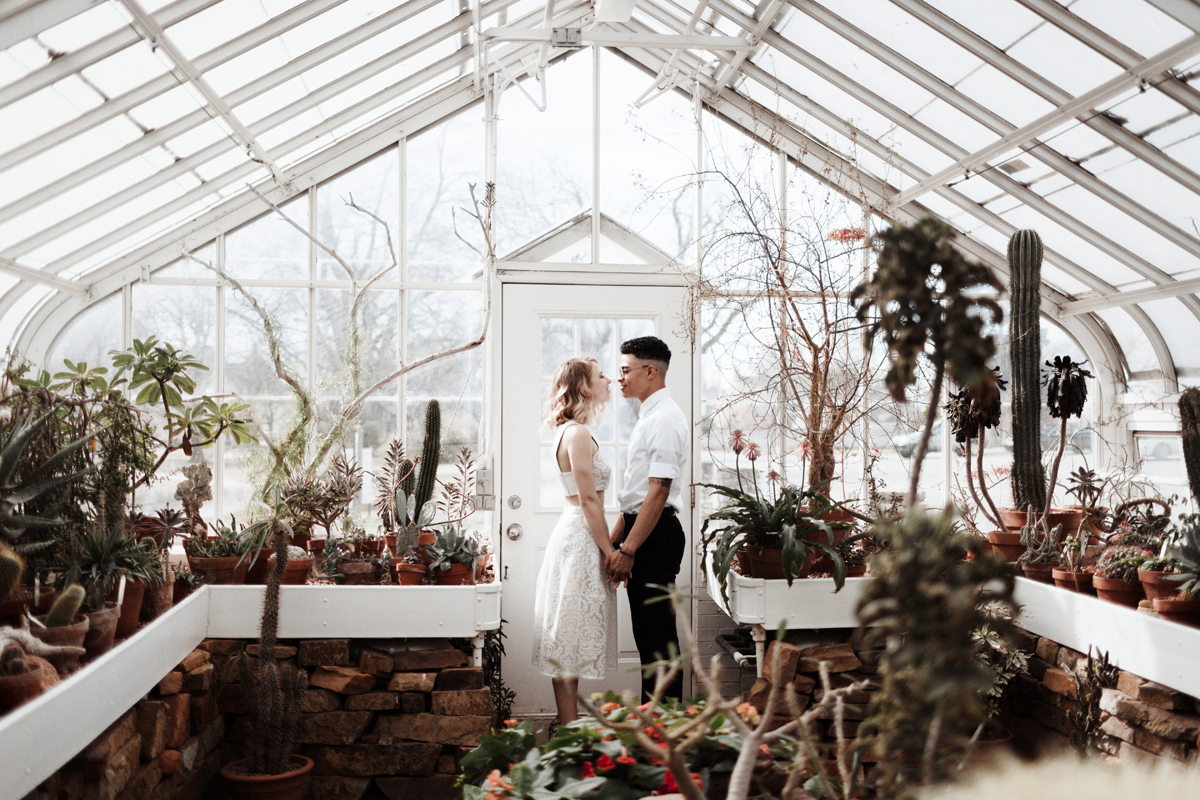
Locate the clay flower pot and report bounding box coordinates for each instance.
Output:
[0,656,52,712]
[0,585,56,628]
[83,602,122,659]
[739,545,812,581]
[1093,575,1145,608]
[432,562,475,586]
[107,578,150,640]
[1051,567,1095,595]
[30,613,90,671]
[338,561,377,585]
[1020,562,1056,584]
[141,571,175,623]
[244,548,276,585]
[844,564,868,578]
[222,755,314,800]
[1152,596,1200,628]
[280,557,313,586]
[393,563,426,586]
[1138,568,1182,601]
[985,530,1024,562]
[998,507,1085,538]
[188,556,249,585]
[418,531,436,566]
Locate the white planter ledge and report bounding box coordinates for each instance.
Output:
[0,582,501,800]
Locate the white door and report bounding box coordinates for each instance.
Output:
[500,283,692,716]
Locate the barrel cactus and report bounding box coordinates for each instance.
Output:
[1008,230,1047,515]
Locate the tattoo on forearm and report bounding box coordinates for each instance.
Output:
[650,478,673,488]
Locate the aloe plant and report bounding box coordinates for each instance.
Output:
[0,408,94,546]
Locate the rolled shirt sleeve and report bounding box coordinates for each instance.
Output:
[647,421,687,480]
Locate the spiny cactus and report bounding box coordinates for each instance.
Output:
[45,584,84,627]
[1008,229,1047,516]
[0,541,22,601]
[414,400,441,512]
[239,493,306,775]
[398,458,415,503]
[1181,388,1200,505]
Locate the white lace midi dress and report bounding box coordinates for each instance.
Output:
[531,421,618,679]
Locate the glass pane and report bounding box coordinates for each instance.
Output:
[541,318,575,378]
[316,147,400,280]
[407,107,486,274]
[1135,434,1183,484]
[46,291,122,371]
[579,318,616,374]
[225,287,308,395]
[131,284,217,396]
[225,196,310,280]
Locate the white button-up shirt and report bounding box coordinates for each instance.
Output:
[619,388,689,514]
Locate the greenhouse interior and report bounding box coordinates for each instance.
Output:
[2,0,1200,798]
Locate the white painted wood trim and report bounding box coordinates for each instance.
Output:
[0,583,502,799]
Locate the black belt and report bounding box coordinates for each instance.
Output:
[625,506,677,517]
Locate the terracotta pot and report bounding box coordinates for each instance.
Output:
[245,549,277,585]
[0,585,57,628]
[1138,568,1182,601]
[998,507,1085,538]
[0,657,51,712]
[418,531,436,566]
[1065,505,1106,543]
[805,509,857,573]
[222,755,314,800]
[432,562,475,586]
[188,556,249,585]
[1020,562,1056,584]
[845,564,867,578]
[82,602,121,659]
[1051,567,1095,595]
[357,539,385,557]
[1093,575,1145,608]
[1152,596,1200,627]
[289,524,312,551]
[741,545,812,581]
[106,578,149,640]
[141,572,175,622]
[30,613,89,671]
[280,557,313,586]
[338,561,377,585]
[173,576,196,606]
[385,532,397,553]
[985,530,1025,562]
[966,727,1013,770]
[393,563,426,586]
[307,539,327,556]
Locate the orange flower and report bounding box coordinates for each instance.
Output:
[599,701,622,714]
[483,768,513,800]
[503,718,518,727]
[735,701,762,725]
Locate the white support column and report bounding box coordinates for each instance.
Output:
[592,45,601,265]
[215,233,226,521]
[776,149,790,483]
[398,137,408,441]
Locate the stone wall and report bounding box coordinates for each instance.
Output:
[1009,634,1200,764]
[24,637,494,800]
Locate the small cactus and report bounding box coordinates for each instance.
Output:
[0,542,22,602]
[1181,388,1200,505]
[414,400,441,512]
[45,584,85,627]
[398,457,416,502]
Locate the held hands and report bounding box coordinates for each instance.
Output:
[604,546,633,586]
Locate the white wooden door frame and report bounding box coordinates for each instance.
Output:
[490,271,702,715]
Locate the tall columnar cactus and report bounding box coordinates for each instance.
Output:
[45,584,84,627]
[414,400,441,512]
[0,542,22,601]
[1181,388,1200,504]
[1008,230,1047,516]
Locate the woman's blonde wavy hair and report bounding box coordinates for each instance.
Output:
[544,357,604,428]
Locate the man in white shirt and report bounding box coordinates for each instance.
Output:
[605,336,689,701]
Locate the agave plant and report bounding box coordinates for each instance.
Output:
[426,527,482,573]
[0,408,95,546]
[61,524,163,612]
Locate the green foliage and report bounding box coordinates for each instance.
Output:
[1017,509,1064,566]
[459,696,747,800]
[699,481,853,604]
[1046,356,1091,421]
[856,510,1016,799]
[1008,229,1047,515]
[0,408,94,546]
[1067,649,1117,755]
[186,521,251,560]
[482,623,516,726]
[61,524,163,612]
[1093,543,1154,583]
[391,488,435,555]
[415,400,442,512]
[972,601,1029,720]
[1165,521,1200,597]
[45,583,85,627]
[945,368,1006,445]
[426,527,482,573]
[852,216,1002,404]
[1180,388,1200,505]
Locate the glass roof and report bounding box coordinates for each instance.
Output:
[1,0,1199,383]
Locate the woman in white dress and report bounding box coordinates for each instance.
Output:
[532,357,618,723]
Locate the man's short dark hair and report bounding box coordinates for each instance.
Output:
[621,336,671,366]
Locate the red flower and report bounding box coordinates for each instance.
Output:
[745,442,760,461]
[768,470,780,482]
[796,440,814,459]
[730,430,746,454]
[690,773,704,789]
[597,754,616,771]
[662,771,678,791]
[617,754,637,765]
[581,761,595,778]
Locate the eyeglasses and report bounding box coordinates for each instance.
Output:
[619,364,652,376]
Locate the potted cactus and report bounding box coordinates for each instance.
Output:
[390,489,435,586]
[426,528,482,586]
[28,583,89,671]
[222,489,313,797]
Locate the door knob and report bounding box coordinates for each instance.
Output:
[507,495,522,510]
[506,523,524,541]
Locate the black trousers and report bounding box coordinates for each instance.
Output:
[622,509,686,702]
